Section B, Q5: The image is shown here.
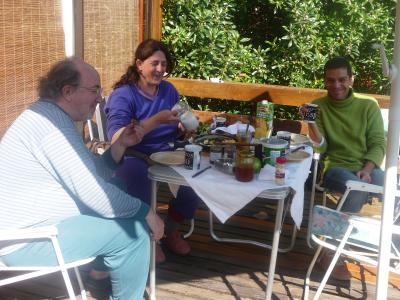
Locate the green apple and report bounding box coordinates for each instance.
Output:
[253,157,262,174]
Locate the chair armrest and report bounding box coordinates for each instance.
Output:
[345,180,384,194]
[0,226,58,241]
[349,215,381,227]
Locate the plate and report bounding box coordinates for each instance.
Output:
[194,134,237,150]
[286,150,311,161]
[150,151,185,166]
[291,133,310,145]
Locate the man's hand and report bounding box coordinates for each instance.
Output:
[356,160,375,183]
[298,104,323,145]
[145,210,164,241]
[356,160,376,183]
[356,169,372,183]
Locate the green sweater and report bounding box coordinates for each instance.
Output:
[312,90,386,173]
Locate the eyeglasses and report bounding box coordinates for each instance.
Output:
[78,86,103,96]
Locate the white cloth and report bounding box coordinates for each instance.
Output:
[171,145,312,228]
[211,122,255,135]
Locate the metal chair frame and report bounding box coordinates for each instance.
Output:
[303,180,400,300]
[0,226,95,300]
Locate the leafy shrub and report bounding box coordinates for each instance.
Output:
[162,0,396,117]
[262,0,395,94]
[162,0,270,114]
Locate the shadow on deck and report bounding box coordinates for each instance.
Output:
[1,184,399,300]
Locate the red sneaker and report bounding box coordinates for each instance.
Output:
[164,230,191,255]
[155,242,166,264]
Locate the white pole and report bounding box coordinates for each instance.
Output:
[61,0,75,57]
[376,2,400,299]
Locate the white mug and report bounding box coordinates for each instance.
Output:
[184,144,202,170]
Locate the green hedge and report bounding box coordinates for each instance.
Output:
[162,0,395,116]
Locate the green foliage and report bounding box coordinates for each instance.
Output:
[262,0,396,94]
[162,0,270,113]
[162,0,396,118]
[162,0,269,83]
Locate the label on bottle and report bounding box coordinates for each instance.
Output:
[255,100,274,139]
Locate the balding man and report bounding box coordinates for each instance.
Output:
[0,57,176,299]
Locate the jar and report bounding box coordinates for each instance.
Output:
[209,145,223,164]
[235,146,255,182]
[275,156,286,185]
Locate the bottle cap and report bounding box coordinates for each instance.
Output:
[276,156,286,164]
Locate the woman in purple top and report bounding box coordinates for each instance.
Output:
[105,39,201,263]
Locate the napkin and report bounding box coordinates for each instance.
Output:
[211,122,255,135]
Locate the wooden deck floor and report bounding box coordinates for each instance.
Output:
[1,184,400,300]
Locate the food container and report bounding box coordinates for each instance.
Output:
[214,158,235,175]
[209,145,223,164]
[260,137,288,166]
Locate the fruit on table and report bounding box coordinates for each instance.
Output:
[253,157,262,174]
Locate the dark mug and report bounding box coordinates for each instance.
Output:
[301,103,319,123]
[184,144,202,170]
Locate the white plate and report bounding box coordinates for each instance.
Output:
[150,151,185,166]
[290,133,310,145]
[286,150,311,162]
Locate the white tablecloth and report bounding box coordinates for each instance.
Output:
[171,146,313,228]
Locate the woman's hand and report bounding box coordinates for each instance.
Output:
[178,122,197,140]
[110,121,144,163]
[118,121,145,148]
[154,109,180,125]
[138,110,179,136]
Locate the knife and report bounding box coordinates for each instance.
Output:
[192,166,212,178]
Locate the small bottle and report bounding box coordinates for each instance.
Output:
[275,156,286,185]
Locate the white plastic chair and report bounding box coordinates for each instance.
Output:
[303,180,400,300]
[87,96,108,143]
[0,225,95,300]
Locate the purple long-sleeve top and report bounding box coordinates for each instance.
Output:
[105,81,180,156]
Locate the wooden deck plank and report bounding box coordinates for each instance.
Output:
[1,185,399,299]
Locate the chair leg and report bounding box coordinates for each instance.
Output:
[51,237,77,300]
[74,266,88,300]
[183,218,195,239]
[60,268,77,300]
[304,245,323,300]
[313,226,353,300]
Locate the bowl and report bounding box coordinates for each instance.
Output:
[214,158,235,175]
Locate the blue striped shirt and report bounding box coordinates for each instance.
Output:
[0,100,149,255]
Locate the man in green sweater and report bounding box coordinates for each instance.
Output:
[308,56,385,212]
[305,56,386,279]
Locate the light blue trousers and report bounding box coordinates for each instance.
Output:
[323,167,384,213]
[1,215,150,300]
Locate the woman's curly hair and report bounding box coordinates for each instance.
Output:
[113,39,174,89]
